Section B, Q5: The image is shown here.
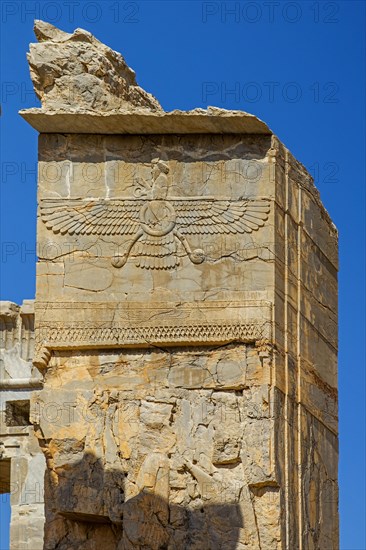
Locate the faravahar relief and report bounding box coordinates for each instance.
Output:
[40,159,271,270]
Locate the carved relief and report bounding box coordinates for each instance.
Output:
[11,17,339,550]
[36,322,267,348]
[36,358,277,549]
[33,300,272,369]
[40,159,271,270]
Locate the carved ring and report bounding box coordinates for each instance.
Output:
[139,200,176,237]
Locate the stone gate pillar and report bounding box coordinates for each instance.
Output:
[21,20,338,550]
[0,300,45,550]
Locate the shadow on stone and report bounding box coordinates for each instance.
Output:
[44,450,243,549]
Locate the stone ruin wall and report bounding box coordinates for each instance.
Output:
[0,20,339,550]
[0,301,45,550]
[31,132,338,550]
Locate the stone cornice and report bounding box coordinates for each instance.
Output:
[19,107,272,135]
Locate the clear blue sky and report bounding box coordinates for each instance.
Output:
[0,2,365,549]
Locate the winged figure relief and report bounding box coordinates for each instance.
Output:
[40,159,271,270]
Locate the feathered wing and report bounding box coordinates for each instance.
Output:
[173,199,271,234]
[39,199,143,236]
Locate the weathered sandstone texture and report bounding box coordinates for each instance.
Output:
[5,20,339,549]
[27,20,162,113]
[0,301,45,550]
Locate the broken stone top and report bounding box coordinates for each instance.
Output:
[28,20,162,113]
[22,20,271,135]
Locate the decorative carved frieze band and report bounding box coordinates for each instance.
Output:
[37,322,267,347]
[34,300,272,369]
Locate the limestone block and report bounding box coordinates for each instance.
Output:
[300,283,338,349]
[301,409,339,549]
[300,317,337,389]
[300,359,338,433]
[28,346,281,548]
[301,188,338,270]
[300,231,338,314]
[28,20,162,113]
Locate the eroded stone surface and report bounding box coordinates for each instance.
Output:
[6,20,340,550]
[28,20,162,113]
[0,301,45,550]
[31,346,280,549]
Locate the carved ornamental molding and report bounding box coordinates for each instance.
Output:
[34,301,273,369]
[39,160,271,270]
